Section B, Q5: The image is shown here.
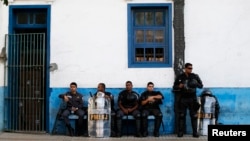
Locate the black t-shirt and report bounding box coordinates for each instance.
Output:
[118,90,140,108]
[140,91,164,110]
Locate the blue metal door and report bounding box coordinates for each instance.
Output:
[4,33,46,133]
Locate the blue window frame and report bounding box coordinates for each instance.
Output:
[128,3,172,68]
[9,6,50,30]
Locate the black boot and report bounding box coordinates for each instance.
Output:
[66,124,74,137]
[141,117,148,137]
[110,115,116,137]
[135,119,142,137]
[76,118,83,136]
[191,118,199,138]
[154,117,162,137]
[116,119,122,137]
[177,119,184,137]
[83,117,89,137]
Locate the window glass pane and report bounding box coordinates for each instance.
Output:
[145,12,154,25]
[135,12,144,26]
[155,30,164,43]
[30,13,34,24]
[35,13,46,24]
[155,12,163,25]
[135,48,144,61]
[146,30,154,43]
[145,48,154,61]
[135,30,144,43]
[17,13,29,24]
[156,48,164,62]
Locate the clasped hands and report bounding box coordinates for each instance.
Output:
[147,96,156,103]
[123,108,133,114]
[71,107,78,111]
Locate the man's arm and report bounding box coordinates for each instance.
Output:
[173,75,184,91]
[104,92,115,108]
[59,93,69,102]
[195,74,203,88]
[141,95,162,105]
[128,103,138,112]
[152,93,163,100]
[118,101,128,114]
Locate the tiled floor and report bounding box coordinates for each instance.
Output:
[0,132,207,141]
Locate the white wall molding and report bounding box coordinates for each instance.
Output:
[8,0,56,4]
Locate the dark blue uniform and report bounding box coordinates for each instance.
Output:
[140,90,164,137]
[173,72,203,137]
[60,92,85,136]
[116,90,141,137]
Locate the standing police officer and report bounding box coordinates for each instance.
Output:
[173,63,203,138]
[116,81,142,137]
[140,82,164,137]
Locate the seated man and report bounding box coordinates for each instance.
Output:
[59,82,86,136]
[93,83,116,137]
[140,82,164,137]
[116,81,142,137]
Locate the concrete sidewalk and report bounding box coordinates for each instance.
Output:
[0,132,207,141]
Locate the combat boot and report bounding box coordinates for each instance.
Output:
[110,115,116,137]
[141,117,148,137]
[191,118,199,138]
[135,119,142,137]
[177,119,184,137]
[66,124,74,137]
[154,117,162,137]
[116,119,122,137]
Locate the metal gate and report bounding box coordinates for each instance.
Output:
[4,33,46,133]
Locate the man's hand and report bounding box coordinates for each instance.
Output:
[148,96,156,103]
[64,95,69,102]
[104,95,111,100]
[71,107,78,111]
[122,108,129,114]
[127,108,133,113]
[179,83,184,88]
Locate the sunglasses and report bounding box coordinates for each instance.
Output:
[187,67,193,70]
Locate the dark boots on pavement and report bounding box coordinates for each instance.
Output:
[191,118,199,138]
[154,117,162,137]
[66,124,74,137]
[141,117,148,137]
[135,119,142,137]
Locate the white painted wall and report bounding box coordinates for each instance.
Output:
[0,4,8,86]
[185,0,250,87]
[49,0,174,88]
[1,0,250,88]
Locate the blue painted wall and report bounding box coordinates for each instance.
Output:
[1,86,250,134]
[0,87,4,132]
[49,87,250,134]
